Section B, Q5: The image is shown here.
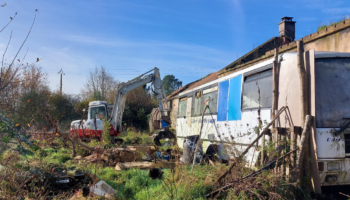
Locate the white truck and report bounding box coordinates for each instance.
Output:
[70,67,173,145]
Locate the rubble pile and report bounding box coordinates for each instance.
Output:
[84,147,141,166]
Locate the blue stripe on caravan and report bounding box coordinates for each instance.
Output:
[228,74,242,121]
[217,80,229,121]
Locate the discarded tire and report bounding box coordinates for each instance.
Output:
[183,135,203,164]
[149,168,163,179]
[154,131,175,146]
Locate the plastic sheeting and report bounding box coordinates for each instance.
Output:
[217,80,229,121]
[228,75,242,121]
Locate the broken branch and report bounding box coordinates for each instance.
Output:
[295,115,313,183]
[215,106,287,184]
[191,105,208,172]
[207,147,299,198]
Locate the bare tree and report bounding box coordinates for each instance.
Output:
[0,10,39,106]
[19,64,49,93]
[81,66,120,102]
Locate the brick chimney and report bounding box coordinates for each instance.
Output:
[279,17,296,42]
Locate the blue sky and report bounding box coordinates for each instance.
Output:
[0,0,349,94]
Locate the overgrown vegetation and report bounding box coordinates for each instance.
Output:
[317,14,350,31]
[1,111,320,199]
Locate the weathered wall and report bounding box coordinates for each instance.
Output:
[277,55,302,127]
[169,98,178,128]
[304,28,350,52]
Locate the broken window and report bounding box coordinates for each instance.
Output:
[191,86,218,116]
[202,90,218,114]
[242,69,272,110]
[193,91,203,116]
[177,97,187,117]
[315,58,350,128]
[345,134,350,154]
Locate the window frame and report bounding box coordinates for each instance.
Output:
[90,105,107,120]
[314,57,350,128]
[241,67,273,111]
[191,84,218,117]
[177,96,188,118]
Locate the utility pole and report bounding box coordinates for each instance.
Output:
[58,69,65,95]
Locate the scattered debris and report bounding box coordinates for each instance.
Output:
[115,162,154,171]
[183,135,203,164]
[90,180,115,198]
[85,147,141,166]
[206,147,299,198]
[154,131,175,146]
[149,168,163,179]
[82,187,90,197]
[73,155,84,162]
[163,141,174,147]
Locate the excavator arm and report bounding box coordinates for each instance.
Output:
[109,67,170,135]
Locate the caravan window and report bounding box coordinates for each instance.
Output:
[193,91,203,116]
[315,58,350,128]
[192,86,218,116]
[202,87,218,114]
[177,97,187,117]
[242,70,272,110]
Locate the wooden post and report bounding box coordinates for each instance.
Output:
[290,126,295,168]
[297,40,305,164]
[297,41,312,195]
[296,115,313,183]
[272,48,279,131]
[272,48,279,170]
[297,40,307,124]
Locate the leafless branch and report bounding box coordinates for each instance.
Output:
[8,10,37,70]
[0,10,38,92]
[2,30,12,68]
[0,12,17,34]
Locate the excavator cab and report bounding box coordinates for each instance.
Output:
[90,106,107,119]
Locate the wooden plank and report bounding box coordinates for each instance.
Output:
[296,115,313,183]
[115,162,154,170]
[290,126,296,169]
[307,49,322,193]
[124,146,156,153]
[269,48,279,166]
[115,161,181,171]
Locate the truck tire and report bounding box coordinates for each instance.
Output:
[154,131,175,146]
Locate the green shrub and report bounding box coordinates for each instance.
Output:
[120,130,153,145]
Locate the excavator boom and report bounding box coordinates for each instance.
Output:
[109,67,170,133]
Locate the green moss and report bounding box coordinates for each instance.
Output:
[317,17,347,31]
[317,25,327,31]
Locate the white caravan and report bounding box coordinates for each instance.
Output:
[175,50,350,188]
